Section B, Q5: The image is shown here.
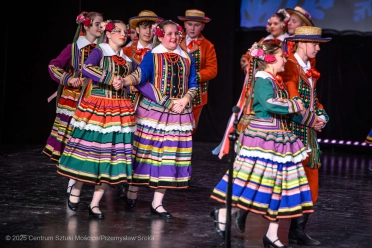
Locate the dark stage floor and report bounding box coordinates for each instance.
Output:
[0,142,372,248]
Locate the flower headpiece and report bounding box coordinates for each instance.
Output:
[278,8,291,25]
[153,20,183,37]
[100,20,116,32]
[266,8,290,33]
[76,11,92,27]
[248,42,276,63]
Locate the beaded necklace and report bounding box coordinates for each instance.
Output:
[112,55,126,66]
[163,53,180,64]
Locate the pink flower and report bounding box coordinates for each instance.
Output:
[264,54,276,63]
[250,49,258,57]
[177,24,183,33]
[151,23,158,35]
[256,49,264,56]
[76,11,88,24]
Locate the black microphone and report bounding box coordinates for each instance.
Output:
[232,106,240,114]
[232,106,240,127]
[226,105,241,246]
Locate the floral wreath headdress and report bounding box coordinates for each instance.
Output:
[73,11,93,43]
[266,8,290,33]
[76,11,92,27]
[248,42,276,63]
[100,20,116,33]
[153,20,183,37]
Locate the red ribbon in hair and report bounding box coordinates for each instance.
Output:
[305,68,320,80]
[135,48,151,58]
[187,40,201,50]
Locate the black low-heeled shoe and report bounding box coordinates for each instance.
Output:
[234,209,249,233]
[67,187,80,211]
[88,206,104,219]
[210,209,225,239]
[263,235,291,248]
[150,204,172,219]
[126,189,138,208]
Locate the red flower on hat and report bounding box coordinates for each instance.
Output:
[304,12,312,20]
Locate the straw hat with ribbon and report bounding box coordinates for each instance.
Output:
[282,26,331,55]
[177,9,211,23]
[128,10,163,29]
[285,26,331,43]
[286,6,314,26]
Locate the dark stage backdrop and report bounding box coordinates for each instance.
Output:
[0,0,371,147]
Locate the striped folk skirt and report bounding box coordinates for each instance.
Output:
[43,87,81,161]
[211,128,314,221]
[57,94,136,185]
[131,97,194,188]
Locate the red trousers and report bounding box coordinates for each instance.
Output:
[192,105,203,134]
[303,154,319,204]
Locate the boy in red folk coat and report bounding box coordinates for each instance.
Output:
[279,26,332,246]
[178,9,217,134]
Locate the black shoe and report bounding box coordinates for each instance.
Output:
[126,189,138,208]
[150,204,172,219]
[289,215,321,246]
[288,230,321,246]
[210,209,225,240]
[88,206,104,219]
[263,235,291,248]
[234,209,249,233]
[67,186,80,211]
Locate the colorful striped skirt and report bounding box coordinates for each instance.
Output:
[131,97,194,188]
[211,128,314,221]
[57,94,136,185]
[43,87,81,161]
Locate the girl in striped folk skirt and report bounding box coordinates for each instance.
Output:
[122,20,198,219]
[57,20,136,219]
[43,11,103,194]
[210,42,313,248]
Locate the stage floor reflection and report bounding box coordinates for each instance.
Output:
[1,142,371,247]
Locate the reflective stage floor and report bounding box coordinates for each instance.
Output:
[1,142,371,248]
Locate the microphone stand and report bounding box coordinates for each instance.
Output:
[225,106,240,247]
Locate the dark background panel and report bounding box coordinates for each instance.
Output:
[0,0,371,146]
